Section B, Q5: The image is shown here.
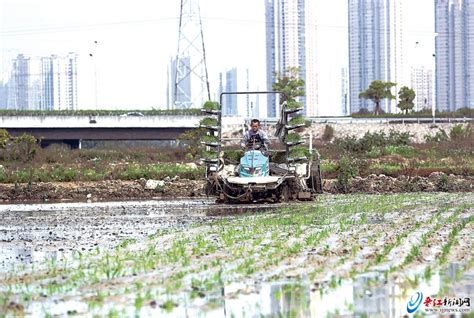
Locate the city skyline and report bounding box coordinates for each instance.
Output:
[2,52,78,110]
[1,0,436,115]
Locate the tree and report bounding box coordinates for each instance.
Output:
[272,66,305,103]
[397,86,416,114]
[359,80,396,115]
[272,67,306,141]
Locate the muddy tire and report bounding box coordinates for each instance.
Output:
[205,172,219,196]
[280,184,290,202]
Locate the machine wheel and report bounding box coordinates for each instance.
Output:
[308,163,323,194]
[280,184,290,202]
[205,172,219,196]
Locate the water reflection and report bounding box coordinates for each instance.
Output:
[12,263,473,317]
[218,263,472,317]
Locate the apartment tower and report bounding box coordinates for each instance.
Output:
[265,0,318,117]
[348,0,405,114]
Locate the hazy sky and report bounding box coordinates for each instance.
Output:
[1,0,435,115]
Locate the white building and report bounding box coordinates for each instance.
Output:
[8,53,78,111]
[411,67,434,111]
[265,0,318,117]
[348,0,405,114]
[341,67,349,116]
[217,67,260,118]
[167,55,192,110]
[435,0,474,111]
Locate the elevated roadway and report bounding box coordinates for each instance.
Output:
[0,114,470,148]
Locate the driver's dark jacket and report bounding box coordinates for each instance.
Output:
[241,129,270,149]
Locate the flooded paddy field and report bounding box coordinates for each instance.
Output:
[0,193,472,317]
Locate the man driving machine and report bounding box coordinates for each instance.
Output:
[241,119,270,151]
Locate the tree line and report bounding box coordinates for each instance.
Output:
[359,80,416,115]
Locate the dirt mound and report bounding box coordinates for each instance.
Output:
[0,179,206,203]
[0,173,472,204]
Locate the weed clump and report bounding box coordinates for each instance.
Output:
[322,125,335,142]
[333,129,412,154]
[335,155,358,193]
[436,173,449,192]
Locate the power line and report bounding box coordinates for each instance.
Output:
[1,17,179,36]
[1,14,441,38]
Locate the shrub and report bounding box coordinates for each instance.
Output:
[82,168,106,181]
[371,163,402,176]
[0,165,5,182]
[387,130,412,146]
[11,133,39,162]
[449,124,466,140]
[119,165,150,180]
[424,129,449,143]
[50,166,79,182]
[333,130,412,154]
[367,147,382,158]
[202,101,220,111]
[336,155,358,193]
[322,125,335,142]
[382,145,415,157]
[437,173,449,192]
[178,128,207,157]
[0,129,9,149]
[321,161,337,173]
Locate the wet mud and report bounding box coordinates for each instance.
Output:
[0,199,285,272]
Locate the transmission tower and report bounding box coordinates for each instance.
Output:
[173,0,210,109]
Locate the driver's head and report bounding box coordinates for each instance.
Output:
[250,119,261,132]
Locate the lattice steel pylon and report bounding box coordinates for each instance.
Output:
[173,0,211,109]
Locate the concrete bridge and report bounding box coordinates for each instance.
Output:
[0,115,250,148]
[1,114,470,148]
[0,115,206,148]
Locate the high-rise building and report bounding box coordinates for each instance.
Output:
[223,68,238,115]
[40,57,55,110]
[435,0,474,111]
[265,0,318,118]
[348,0,405,114]
[167,56,192,109]
[10,54,31,110]
[411,67,434,111]
[7,53,78,110]
[217,67,254,117]
[41,53,78,111]
[62,53,78,110]
[0,81,8,109]
[341,67,349,116]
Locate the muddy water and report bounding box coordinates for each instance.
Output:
[1,196,472,317]
[0,199,279,272]
[32,263,472,317]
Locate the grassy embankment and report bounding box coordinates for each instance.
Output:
[0,123,472,184]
